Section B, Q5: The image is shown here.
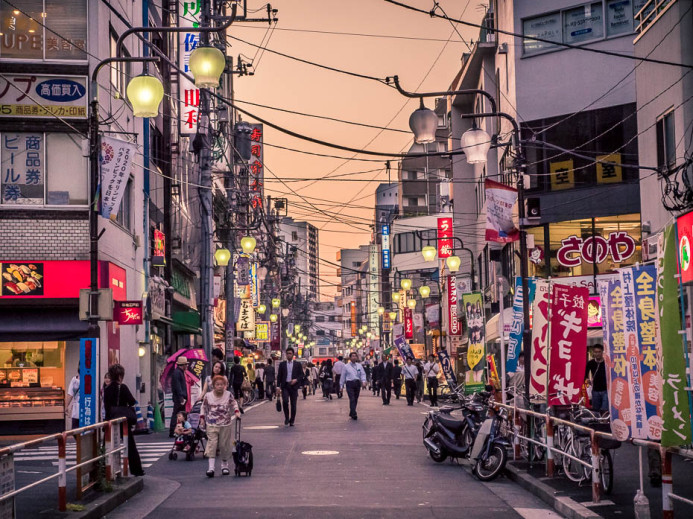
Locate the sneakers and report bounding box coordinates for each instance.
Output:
[206,470,214,478]
[222,467,230,476]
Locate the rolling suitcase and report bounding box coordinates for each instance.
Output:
[232,419,253,476]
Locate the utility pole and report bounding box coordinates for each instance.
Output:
[199,0,215,359]
[223,54,236,360]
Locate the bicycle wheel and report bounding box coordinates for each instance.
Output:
[600,449,614,494]
[563,438,587,482]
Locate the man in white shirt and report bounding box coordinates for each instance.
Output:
[423,354,441,407]
[332,356,345,398]
[65,370,80,429]
[402,358,418,406]
[340,352,367,420]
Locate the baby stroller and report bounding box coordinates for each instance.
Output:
[168,402,207,461]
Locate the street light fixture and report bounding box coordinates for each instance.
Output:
[421,246,437,262]
[272,298,281,308]
[240,236,257,254]
[388,311,397,321]
[446,255,462,272]
[214,247,231,267]
[269,313,278,322]
[401,278,412,291]
[419,285,431,299]
[408,100,439,144]
[188,45,226,88]
[126,74,164,117]
[392,292,401,303]
[460,125,492,164]
[257,304,267,314]
[407,299,417,310]
[294,324,301,333]
[377,306,385,315]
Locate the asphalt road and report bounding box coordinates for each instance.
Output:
[109,390,563,519]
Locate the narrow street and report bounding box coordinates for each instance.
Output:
[112,393,561,519]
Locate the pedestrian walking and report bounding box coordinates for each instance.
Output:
[65,368,80,429]
[392,359,402,400]
[199,375,240,477]
[255,363,265,401]
[402,358,418,406]
[104,364,144,476]
[333,356,345,398]
[371,360,381,396]
[423,354,440,407]
[264,358,276,400]
[169,356,189,437]
[229,356,247,413]
[415,361,424,403]
[198,360,226,402]
[379,355,394,405]
[340,352,367,420]
[310,363,319,395]
[584,343,608,412]
[302,364,311,399]
[276,347,305,426]
[246,360,256,393]
[320,360,334,399]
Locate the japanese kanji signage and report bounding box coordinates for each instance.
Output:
[247,124,264,211]
[530,280,550,401]
[237,299,255,332]
[270,320,280,350]
[1,133,44,205]
[507,277,536,374]
[447,275,461,336]
[79,338,98,427]
[658,226,692,446]
[676,209,693,284]
[250,262,259,307]
[550,159,574,191]
[404,308,413,339]
[178,0,201,135]
[381,225,391,269]
[557,231,636,268]
[368,245,379,330]
[114,301,143,325]
[437,217,453,258]
[153,230,165,258]
[100,136,135,219]
[548,284,588,406]
[0,74,87,119]
[255,322,269,341]
[485,179,519,243]
[437,349,457,386]
[596,154,622,184]
[462,292,484,384]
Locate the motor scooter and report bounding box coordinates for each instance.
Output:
[469,405,511,481]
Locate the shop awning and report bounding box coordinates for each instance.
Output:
[172,310,201,334]
[0,305,89,341]
[485,308,514,343]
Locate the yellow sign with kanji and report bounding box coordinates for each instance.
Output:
[597,154,622,184]
[550,160,574,191]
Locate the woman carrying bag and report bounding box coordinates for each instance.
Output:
[104,364,145,476]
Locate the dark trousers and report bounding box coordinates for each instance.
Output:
[405,379,417,405]
[169,400,185,437]
[381,380,391,404]
[346,380,361,417]
[427,377,438,406]
[393,378,402,399]
[334,375,342,397]
[127,426,144,475]
[256,380,264,400]
[281,385,299,424]
[265,381,275,400]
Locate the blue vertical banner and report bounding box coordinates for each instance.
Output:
[381,225,391,270]
[437,349,457,386]
[506,277,536,374]
[79,338,98,427]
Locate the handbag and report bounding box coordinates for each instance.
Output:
[110,384,137,427]
[275,397,282,412]
[241,378,252,391]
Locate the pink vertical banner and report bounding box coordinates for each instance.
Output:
[530,280,550,400]
[548,284,589,406]
[404,308,413,339]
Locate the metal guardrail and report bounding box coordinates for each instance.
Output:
[0,418,128,512]
[498,400,692,517]
[635,0,675,35]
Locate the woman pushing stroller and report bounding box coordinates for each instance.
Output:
[199,375,240,477]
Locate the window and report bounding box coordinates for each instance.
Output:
[315,316,325,323]
[437,141,448,153]
[563,3,603,44]
[656,110,676,171]
[291,231,298,241]
[115,177,133,230]
[1,132,88,206]
[328,316,336,322]
[523,11,561,54]
[0,0,88,61]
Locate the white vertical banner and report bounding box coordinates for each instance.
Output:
[368,244,379,330]
[100,136,135,219]
[178,1,200,135]
[529,279,550,401]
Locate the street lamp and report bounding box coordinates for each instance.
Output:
[269,313,278,323]
[407,299,417,310]
[408,100,439,144]
[392,292,401,303]
[240,236,257,254]
[460,125,492,164]
[446,255,461,272]
[377,307,385,315]
[214,247,231,267]
[188,45,226,88]
[401,278,412,291]
[272,298,281,309]
[126,74,164,117]
[257,304,267,314]
[388,311,397,321]
[419,285,431,298]
[421,246,437,262]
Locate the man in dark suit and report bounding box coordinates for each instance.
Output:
[276,347,304,426]
[371,360,382,396]
[169,356,188,437]
[379,354,394,405]
[392,359,403,399]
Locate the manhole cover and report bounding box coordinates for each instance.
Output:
[244,425,280,430]
[302,450,339,456]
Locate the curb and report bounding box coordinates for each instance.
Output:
[505,463,601,519]
[70,477,144,519]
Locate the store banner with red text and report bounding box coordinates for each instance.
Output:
[437,217,453,258]
[447,275,461,336]
[404,308,413,339]
[485,179,519,243]
[548,284,588,406]
[530,280,550,401]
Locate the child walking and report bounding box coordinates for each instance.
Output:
[200,375,240,477]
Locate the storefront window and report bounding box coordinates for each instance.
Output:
[0,341,64,387]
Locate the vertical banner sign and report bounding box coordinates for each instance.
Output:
[236,256,249,286]
[368,245,379,330]
[426,303,440,329]
[250,262,259,307]
[178,0,200,135]
[632,265,663,440]
[485,179,519,243]
[270,320,280,350]
[404,308,413,339]
[100,136,135,219]
[381,225,391,269]
[437,349,457,386]
[548,284,588,406]
[530,280,550,401]
[247,124,264,210]
[79,338,97,427]
[394,334,414,361]
[507,277,536,374]
[661,225,692,446]
[462,293,485,383]
[237,299,255,332]
[620,269,648,439]
[550,159,575,191]
[447,275,461,336]
[437,217,453,258]
[351,303,357,337]
[596,153,622,184]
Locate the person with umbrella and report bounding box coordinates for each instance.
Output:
[169,357,189,437]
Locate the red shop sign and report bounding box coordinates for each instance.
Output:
[548,284,588,406]
[114,300,143,325]
[447,275,461,336]
[677,210,693,284]
[437,217,453,258]
[404,308,413,339]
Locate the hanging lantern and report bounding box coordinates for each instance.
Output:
[272,298,281,308]
[461,126,492,164]
[408,104,438,144]
[421,246,437,262]
[446,255,461,272]
[392,292,401,303]
[214,247,231,267]
[257,304,267,314]
[127,74,164,118]
[407,299,417,310]
[240,236,257,254]
[269,314,278,323]
[419,285,431,298]
[388,311,397,321]
[401,278,412,291]
[377,307,385,315]
[188,45,226,88]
